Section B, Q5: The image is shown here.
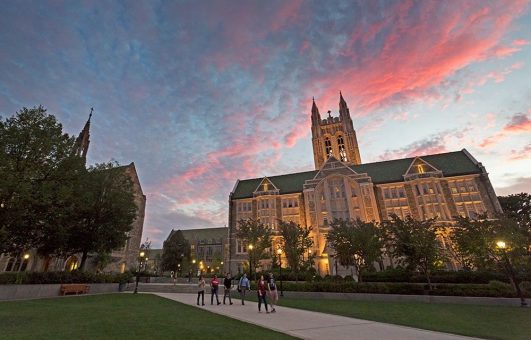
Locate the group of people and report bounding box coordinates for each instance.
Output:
[197,272,279,313]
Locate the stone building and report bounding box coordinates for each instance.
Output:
[228,94,502,276]
[0,113,146,273]
[165,227,229,274]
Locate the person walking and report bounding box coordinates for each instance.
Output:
[197,275,205,306]
[267,273,278,313]
[238,273,250,305]
[210,274,221,305]
[223,273,233,305]
[257,275,269,313]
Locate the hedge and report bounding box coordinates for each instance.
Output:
[0,271,134,285]
[247,280,530,298]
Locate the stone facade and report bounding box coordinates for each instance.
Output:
[165,227,229,274]
[228,94,502,276]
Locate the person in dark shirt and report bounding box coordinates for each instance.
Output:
[210,275,221,305]
[223,273,233,305]
[257,275,269,313]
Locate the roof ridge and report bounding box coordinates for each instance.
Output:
[237,150,466,182]
[354,150,465,167]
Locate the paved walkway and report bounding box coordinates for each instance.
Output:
[153,292,476,340]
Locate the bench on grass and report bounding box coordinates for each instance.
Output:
[60,284,90,296]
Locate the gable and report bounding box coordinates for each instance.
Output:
[313,155,357,180]
[404,157,440,176]
[253,177,279,194]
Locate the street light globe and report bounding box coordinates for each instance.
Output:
[139,251,145,257]
[220,261,223,265]
[248,244,254,250]
[192,259,196,264]
[23,254,30,260]
[496,241,507,249]
[145,257,149,261]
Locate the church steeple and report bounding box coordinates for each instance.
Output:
[73,108,92,159]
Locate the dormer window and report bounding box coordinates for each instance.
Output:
[263,183,269,191]
[417,164,425,174]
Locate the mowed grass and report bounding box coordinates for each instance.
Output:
[273,297,530,340]
[0,293,295,340]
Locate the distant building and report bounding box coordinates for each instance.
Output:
[165,227,229,274]
[228,93,502,276]
[0,113,146,273]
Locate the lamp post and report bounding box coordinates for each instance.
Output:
[496,241,528,307]
[277,247,283,297]
[134,251,146,294]
[248,244,254,281]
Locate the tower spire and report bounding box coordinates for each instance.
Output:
[73,108,92,160]
[311,97,321,123]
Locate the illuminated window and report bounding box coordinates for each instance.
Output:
[337,135,347,162]
[417,164,425,174]
[325,138,332,158]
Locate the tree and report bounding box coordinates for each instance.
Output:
[382,215,443,288]
[0,106,83,255]
[451,215,529,306]
[326,219,383,282]
[277,220,313,273]
[235,219,272,271]
[499,193,531,248]
[66,162,138,269]
[161,230,190,273]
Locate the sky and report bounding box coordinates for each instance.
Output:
[1,0,530,247]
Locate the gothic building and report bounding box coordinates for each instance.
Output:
[0,112,146,274]
[227,94,502,276]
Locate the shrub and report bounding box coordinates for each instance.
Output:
[268,281,529,298]
[0,271,133,285]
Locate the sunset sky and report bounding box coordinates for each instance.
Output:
[1,0,530,247]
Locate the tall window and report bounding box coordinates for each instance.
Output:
[337,135,347,162]
[325,137,332,158]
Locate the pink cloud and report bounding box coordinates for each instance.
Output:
[509,143,531,160]
[480,112,531,148]
[311,0,527,115]
[512,39,530,46]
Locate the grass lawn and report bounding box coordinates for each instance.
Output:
[273,297,530,340]
[0,293,295,339]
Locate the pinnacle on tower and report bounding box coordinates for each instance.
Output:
[73,108,92,159]
[339,91,347,109]
[311,97,321,123]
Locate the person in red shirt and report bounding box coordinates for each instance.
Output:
[210,275,221,305]
[257,275,269,313]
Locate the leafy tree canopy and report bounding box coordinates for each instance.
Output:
[382,215,443,286]
[326,218,383,282]
[277,220,313,272]
[161,230,190,272]
[235,218,272,269]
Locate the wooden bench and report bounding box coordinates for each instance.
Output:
[60,284,90,296]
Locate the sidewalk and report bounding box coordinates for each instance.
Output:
[153,293,476,340]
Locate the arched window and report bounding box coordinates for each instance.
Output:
[5,257,15,272]
[325,138,332,158]
[65,256,79,272]
[337,135,347,162]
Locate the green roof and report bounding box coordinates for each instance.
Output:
[232,150,482,199]
[168,227,228,242]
